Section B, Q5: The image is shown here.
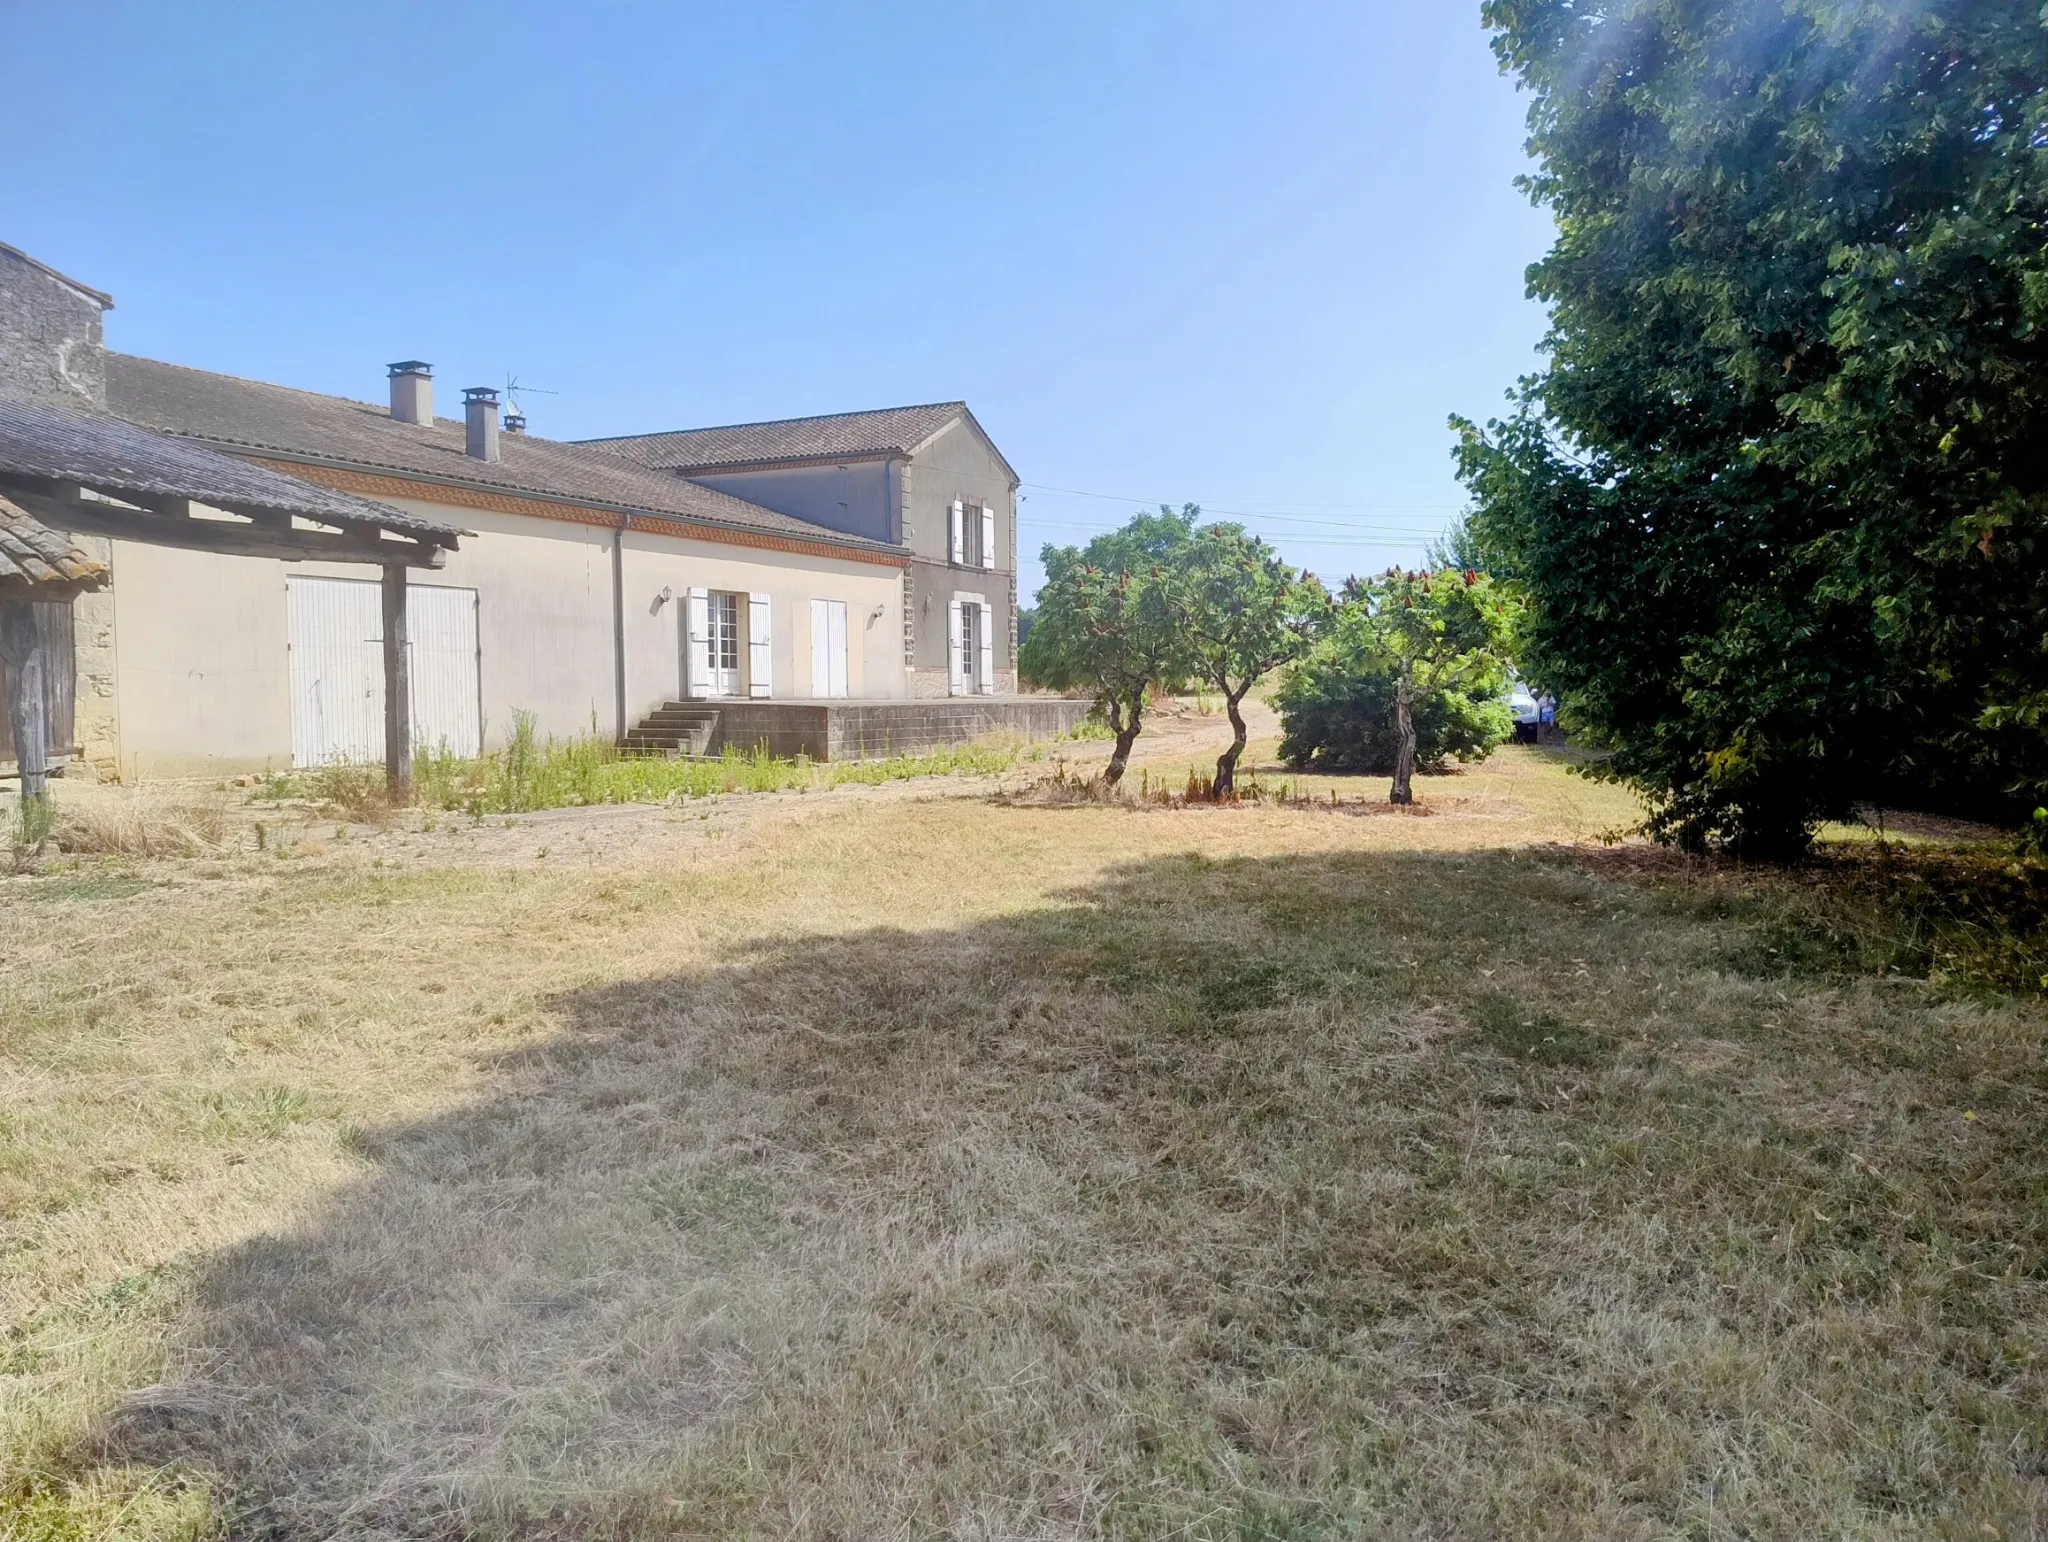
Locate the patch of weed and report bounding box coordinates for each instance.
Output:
[21,873,158,903]
[1464,991,1611,1066]
[200,1086,313,1140]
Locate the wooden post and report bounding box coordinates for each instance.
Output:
[0,600,49,802]
[381,562,412,805]
[1389,658,1415,806]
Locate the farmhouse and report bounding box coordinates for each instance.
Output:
[583,400,1022,702]
[0,241,1075,782]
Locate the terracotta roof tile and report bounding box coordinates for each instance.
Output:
[0,494,108,593]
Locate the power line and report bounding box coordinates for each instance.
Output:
[1021,513,1447,538]
[1020,480,1463,512]
[1018,482,1464,536]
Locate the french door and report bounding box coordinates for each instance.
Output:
[706,590,742,698]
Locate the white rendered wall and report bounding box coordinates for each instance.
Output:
[102,493,906,776]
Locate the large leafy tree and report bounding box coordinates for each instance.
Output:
[1019,508,1194,787]
[1169,524,1328,798]
[1283,569,1520,802]
[1456,0,2048,855]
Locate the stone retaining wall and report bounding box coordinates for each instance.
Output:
[708,698,1091,762]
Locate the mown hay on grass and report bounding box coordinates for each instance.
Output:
[3,761,2042,1540]
[42,789,235,859]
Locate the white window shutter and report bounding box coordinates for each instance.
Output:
[828,601,849,697]
[977,602,996,694]
[809,598,829,699]
[949,500,965,564]
[685,587,711,698]
[980,505,996,570]
[947,599,965,695]
[748,592,773,698]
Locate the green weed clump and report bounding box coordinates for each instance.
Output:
[9,792,57,871]
[405,709,1028,815]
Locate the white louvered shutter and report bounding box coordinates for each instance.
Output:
[947,599,965,695]
[828,601,849,697]
[977,602,996,694]
[748,592,773,697]
[980,505,996,570]
[949,500,965,564]
[685,587,711,697]
[809,598,829,699]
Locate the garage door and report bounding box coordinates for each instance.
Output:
[288,577,481,766]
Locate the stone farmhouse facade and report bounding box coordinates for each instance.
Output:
[0,241,1045,780]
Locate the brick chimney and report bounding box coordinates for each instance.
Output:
[388,360,432,424]
[463,386,500,462]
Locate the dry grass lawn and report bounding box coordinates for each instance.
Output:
[2,715,2044,1540]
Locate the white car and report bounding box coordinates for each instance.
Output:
[1508,684,1540,727]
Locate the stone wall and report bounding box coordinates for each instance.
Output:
[704,698,1090,761]
[70,535,119,779]
[0,245,109,410]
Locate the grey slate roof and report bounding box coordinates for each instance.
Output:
[0,494,107,594]
[579,402,974,473]
[106,355,904,555]
[0,396,460,540]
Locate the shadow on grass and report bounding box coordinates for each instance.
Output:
[91,850,2048,1540]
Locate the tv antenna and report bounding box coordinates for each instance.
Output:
[504,374,560,423]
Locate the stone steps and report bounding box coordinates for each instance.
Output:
[622,703,720,758]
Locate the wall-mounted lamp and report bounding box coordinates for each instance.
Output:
[650,585,673,618]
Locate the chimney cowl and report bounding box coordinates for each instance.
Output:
[388,360,433,425]
[504,411,527,435]
[463,386,501,462]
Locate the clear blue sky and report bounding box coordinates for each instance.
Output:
[0,2,1552,601]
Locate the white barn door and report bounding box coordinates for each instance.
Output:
[289,577,480,766]
[288,576,381,766]
[407,584,482,758]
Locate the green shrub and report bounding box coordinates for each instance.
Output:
[1274,658,1509,774]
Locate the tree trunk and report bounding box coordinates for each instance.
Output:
[1389,661,1415,806]
[1213,687,1249,799]
[1103,695,1141,787]
[0,600,49,804]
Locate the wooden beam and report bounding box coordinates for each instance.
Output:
[382,563,413,805]
[0,599,49,801]
[0,487,448,569]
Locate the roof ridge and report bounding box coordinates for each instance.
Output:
[577,400,966,445]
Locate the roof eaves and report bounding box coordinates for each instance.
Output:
[196,440,906,560]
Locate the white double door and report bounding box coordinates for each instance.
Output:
[810,598,848,698]
[287,576,481,766]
